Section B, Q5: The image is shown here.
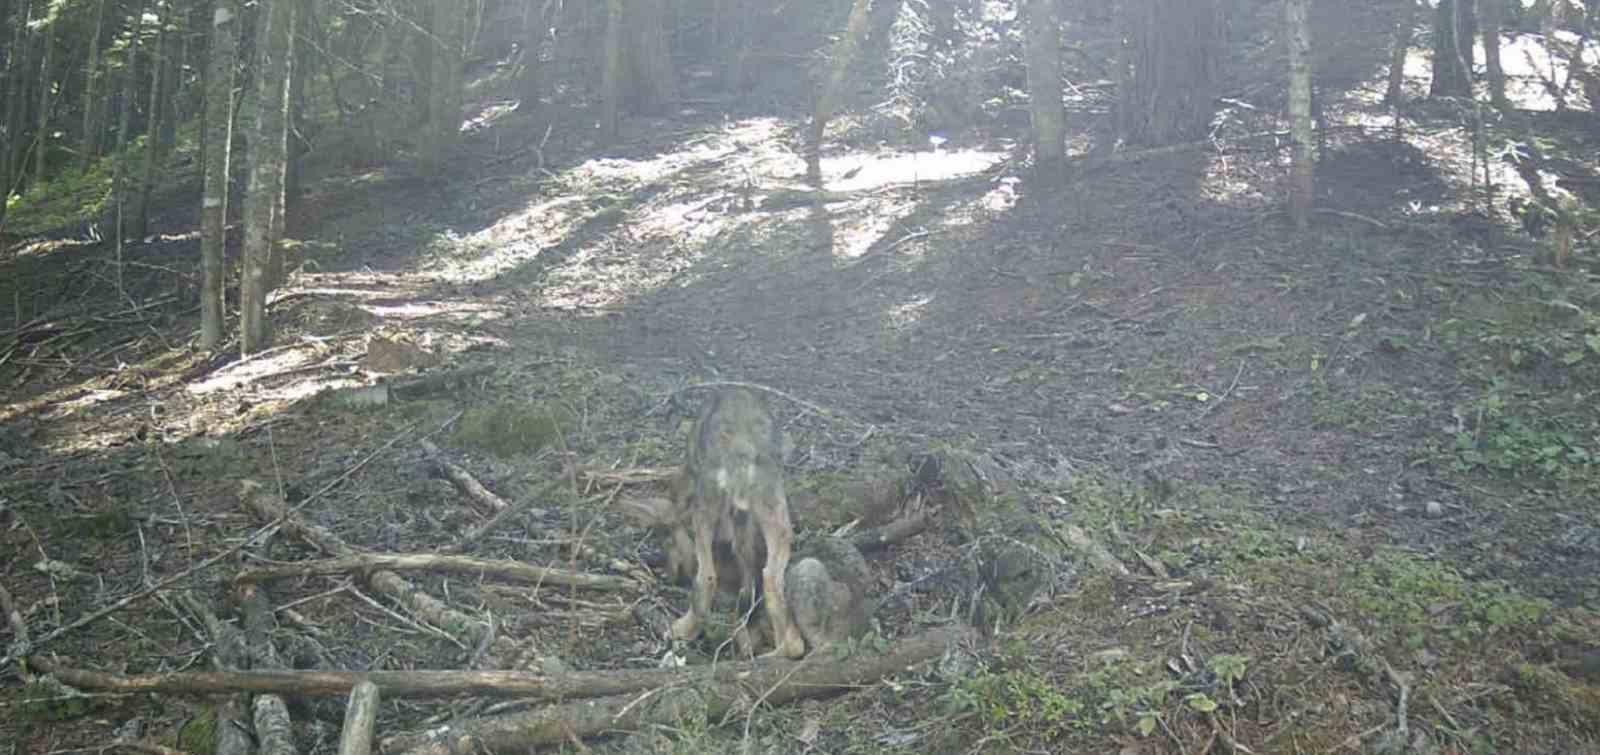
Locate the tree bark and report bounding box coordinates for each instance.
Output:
[598,0,622,143]
[199,0,239,350]
[624,0,675,115]
[1023,0,1066,182]
[411,2,432,122]
[80,0,108,173]
[1480,0,1510,109]
[32,10,53,183]
[112,0,147,246]
[132,1,170,239]
[808,0,874,184]
[424,0,462,176]
[157,5,183,150]
[282,0,308,213]
[1429,0,1476,97]
[1286,0,1314,230]
[1116,0,1226,146]
[0,0,29,230]
[1384,0,1415,105]
[518,0,555,115]
[178,0,208,129]
[241,0,292,354]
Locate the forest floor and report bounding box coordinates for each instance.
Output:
[7,17,1600,755]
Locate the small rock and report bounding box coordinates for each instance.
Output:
[1424,501,1444,518]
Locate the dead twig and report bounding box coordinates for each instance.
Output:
[441,482,569,555]
[234,553,636,591]
[1313,208,1389,229]
[576,465,678,486]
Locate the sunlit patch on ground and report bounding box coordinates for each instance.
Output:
[823,149,1005,193]
[886,294,933,329]
[831,200,911,261]
[1499,31,1599,111]
[187,348,327,395]
[975,176,1021,217]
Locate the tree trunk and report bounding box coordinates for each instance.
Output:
[0,0,29,231]
[1384,0,1415,105]
[199,0,239,351]
[282,0,308,213]
[625,0,674,115]
[714,0,747,91]
[1286,0,1313,230]
[241,0,292,355]
[33,13,53,183]
[1116,0,1225,146]
[424,0,462,176]
[80,0,108,173]
[598,0,622,143]
[179,0,209,129]
[133,2,170,239]
[807,0,874,184]
[411,1,434,125]
[1480,0,1510,109]
[1429,0,1476,97]
[518,0,553,114]
[1023,0,1066,182]
[158,5,184,151]
[112,1,146,240]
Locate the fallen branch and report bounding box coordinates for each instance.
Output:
[178,593,261,755]
[441,483,566,554]
[28,625,971,708]
[576,465,678,486]
[338,681,381,755]
[238,583,297,755]
[851,510,932,555]
[421,439,530,518]
[382,625,975,754]
[242,481,564,673]
[234,553,636,592]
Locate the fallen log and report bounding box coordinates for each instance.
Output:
[381,625,975,754]
[234,553,635,592]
